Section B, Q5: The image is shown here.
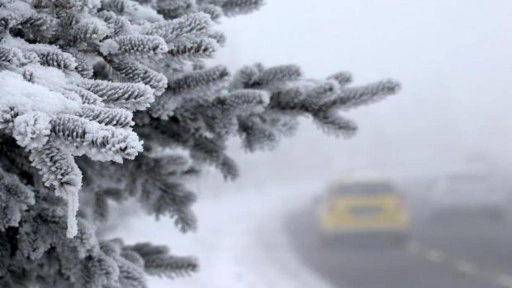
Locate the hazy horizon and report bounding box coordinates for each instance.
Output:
[209,0,512,185]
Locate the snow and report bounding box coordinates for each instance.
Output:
[74,18,110,42]
[0,71,80,115]
[12,111,51,149]
[99,39,120,56]
[126,3,164,23]
[0,1,32,24]
[84,0,101,9]
[118,182,335,288]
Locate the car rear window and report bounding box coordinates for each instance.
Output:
[331,182,396,195]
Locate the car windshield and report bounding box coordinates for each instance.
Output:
[333,182,396,195]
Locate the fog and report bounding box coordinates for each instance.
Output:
[141,2,512,287]
[214,0,512,184]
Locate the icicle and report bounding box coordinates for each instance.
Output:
[62,186,79,238]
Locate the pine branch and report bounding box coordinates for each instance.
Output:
[0,45,24,66]
[167,37,218,61]
[322,79,401,110]
[313,109,358,138]
[100,35,168,56]
[29,143,81,237]
[108,58,168,96]
[72,18,110,44]
[0,167,35,230]
[79,79,155,111]
[327,71,352,87]
[0,0,402,287]
[50,115,143,162]
[143,12,211,43]
[142,179,197,232]
[117,256,148,288]
[220,0,264,17]
[126,242,170,259]
[249,64,302,88]
[65,87,104,106]
[167,65,228,95]
[32,49,77,71]
[75,105,134,128]
[143,255,198,279]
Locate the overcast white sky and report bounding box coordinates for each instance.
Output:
[213,0,512,184]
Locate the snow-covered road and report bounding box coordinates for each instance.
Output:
[118,183,334,288]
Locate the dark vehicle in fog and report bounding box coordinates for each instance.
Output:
[423,172,509,222]
[316,176,410,245]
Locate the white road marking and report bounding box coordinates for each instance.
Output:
[455,260,477,275]
[406,241,421,254]
[424,249,446,262]
[408,243,512,287]
[425,249,446,262]
[495,274,512,288]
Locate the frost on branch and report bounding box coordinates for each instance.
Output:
[125,242,198,278]
[0,65,145,238]
[0,0,401,287]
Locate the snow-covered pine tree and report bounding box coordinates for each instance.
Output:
[0,0,401,287]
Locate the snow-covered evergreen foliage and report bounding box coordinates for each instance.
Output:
[0,0,400,286]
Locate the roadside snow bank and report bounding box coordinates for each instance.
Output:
[118,182,334,288]
[247,188,336,288]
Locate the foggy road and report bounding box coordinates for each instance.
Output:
[285,205,512,288]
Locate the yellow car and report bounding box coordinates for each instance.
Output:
[316,177,410,244]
